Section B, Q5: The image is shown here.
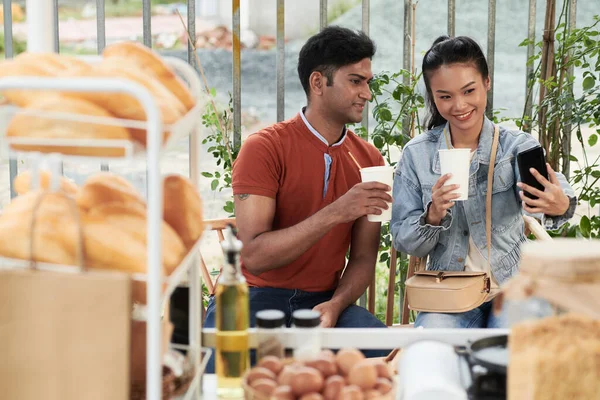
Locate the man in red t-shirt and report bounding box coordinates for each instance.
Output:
[204,26,391,362]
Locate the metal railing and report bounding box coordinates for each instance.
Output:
[1,0,581,321]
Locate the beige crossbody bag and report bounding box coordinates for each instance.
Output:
[405,124,499,313]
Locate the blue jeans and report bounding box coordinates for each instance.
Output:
[203,287,390,372]
[414,301,507,329]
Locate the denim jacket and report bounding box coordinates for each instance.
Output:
[390,118,576,285]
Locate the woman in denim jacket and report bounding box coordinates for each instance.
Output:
[390,36,576,329]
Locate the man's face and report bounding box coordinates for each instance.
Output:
[320,58,373,125]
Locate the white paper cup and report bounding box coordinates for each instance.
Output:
[359,165,394,222]
[438,149,471,201]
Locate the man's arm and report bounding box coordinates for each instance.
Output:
[235,181,391,276]
[313,216,381,327]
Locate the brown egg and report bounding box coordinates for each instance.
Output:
[364,389,381,399]
[250,378,277,396]
[246,366,277,384]
[336,385,364,400]
[335,348,365,376]
[290,366,325,397]
[370,359,392,379]
[305,356,338,377]
[374,377,393,395]
[299,393,324,400]
[258,355,284,375]
[323,375,345,400]
[278,364,299,386]
[347,359,378,390]
[271,385,295,400]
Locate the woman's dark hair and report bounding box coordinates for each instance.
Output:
[298,26,376,97]
[422,36,489,129]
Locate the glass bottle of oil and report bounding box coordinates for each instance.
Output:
[215,225,249,398]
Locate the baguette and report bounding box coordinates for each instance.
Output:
[163,174,204,249]
[65,58,185,145]
[15,52,91,74]
[76,172,146,211]
[0,59,55,107]
[102,41,196,111]
[6,95,131,157]
[88,201,186,275]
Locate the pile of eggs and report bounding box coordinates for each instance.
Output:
[244,348,395,399]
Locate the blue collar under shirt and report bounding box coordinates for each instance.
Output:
[299,108,347,198]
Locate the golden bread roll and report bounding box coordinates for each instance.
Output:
[0,59,54,107]
[102,41,196,110]
[15,52,91,74]
[0,191,81,266]
[65,58,185,145]
[88,201,186,275]
[76,172,146,211]
[13,170,79,196]
[163,174,204,249]
[6,95,131,157]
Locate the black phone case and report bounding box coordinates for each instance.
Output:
[517,146,548,200]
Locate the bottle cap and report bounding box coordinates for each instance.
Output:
[221,224,242,265]
[292,309,321,328]
[256,309,285,328]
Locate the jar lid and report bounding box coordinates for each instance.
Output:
[256,309,285,328]
[292,309,321,328]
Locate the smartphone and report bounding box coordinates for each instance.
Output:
[517,146,548,200]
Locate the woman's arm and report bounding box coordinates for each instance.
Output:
[390,147,452,257]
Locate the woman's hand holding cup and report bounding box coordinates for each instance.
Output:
[426,174,461,226]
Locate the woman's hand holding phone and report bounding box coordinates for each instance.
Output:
[517,163,570,216]
[425,174,462,226]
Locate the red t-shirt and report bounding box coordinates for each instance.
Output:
[232,113,384,292]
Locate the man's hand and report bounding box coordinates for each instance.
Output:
[425,174,461,226]
[313,300,343,328]
[329,181,392,224]
[518,163,570,216]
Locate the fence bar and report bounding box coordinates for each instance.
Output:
[53,0,60,52]
[448,0,455,36]
[276,0,285,122]
[523,0,536,133]
[361,0,370,135]
[486,0,497,119]
[3,0,17,199]
[142,0,152,47]
[320,0,328,31]
[96,0,106,52]
[96,0,108,171]
[232,0,242,150]
[402,0,412,138]
[562,0,577,178]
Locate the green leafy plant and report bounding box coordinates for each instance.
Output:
[518,9,599,238]
[200,90,238,216]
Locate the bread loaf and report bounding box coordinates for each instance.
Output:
[13,170,79,196]
[102,41,196,111]
[6,95,131,157]
[88,202,186,274]
[0,191,81,266]
[509,314,600,400]
[15,52,91,74]
[76,172,146,211]
[162,174,204,249]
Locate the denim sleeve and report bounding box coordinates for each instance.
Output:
[512,135,577,230]
[390,148,452,258]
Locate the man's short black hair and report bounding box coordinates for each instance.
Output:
[297,26,376,97]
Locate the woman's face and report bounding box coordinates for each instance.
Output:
[428,63,490,137]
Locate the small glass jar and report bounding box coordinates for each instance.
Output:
[292,309,321,360]
[256,309,286,361]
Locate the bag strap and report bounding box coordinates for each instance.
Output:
[486,125,500,268]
